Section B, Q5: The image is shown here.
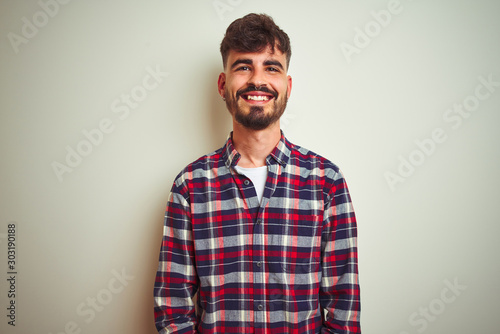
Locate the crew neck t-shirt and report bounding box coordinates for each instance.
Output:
[234,165,268,204]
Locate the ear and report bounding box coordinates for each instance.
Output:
[217,72,226,98]
[286,75,292,99]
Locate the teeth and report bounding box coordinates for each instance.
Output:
[247,95,269,101]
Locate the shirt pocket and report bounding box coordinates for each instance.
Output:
[278,213,322,274]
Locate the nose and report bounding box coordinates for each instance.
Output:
[248,67,267,88]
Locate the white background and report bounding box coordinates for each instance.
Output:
[1,1,499,333]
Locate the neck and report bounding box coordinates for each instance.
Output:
[232,120,281,168]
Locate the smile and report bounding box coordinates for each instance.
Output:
[241,93,274,102]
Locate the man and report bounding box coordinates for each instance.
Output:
[154,13,361,333]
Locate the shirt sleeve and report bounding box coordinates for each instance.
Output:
[320,170,361,334]
[154,179,199,334]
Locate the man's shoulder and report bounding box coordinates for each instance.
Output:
[172,146,225,185]
[189,146,225,170]
[288,141,350,196]
[288,140,341,175]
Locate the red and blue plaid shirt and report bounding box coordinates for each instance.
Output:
[154,132,361,333]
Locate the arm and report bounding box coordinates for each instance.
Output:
[320,170,361,334]
[154,180,199,333]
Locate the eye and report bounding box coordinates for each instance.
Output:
[236,66,250,71]
[267,67,280,72]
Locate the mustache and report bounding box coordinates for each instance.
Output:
[236,85,278,99]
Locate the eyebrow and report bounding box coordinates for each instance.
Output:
[263,60,284,70]
[230,59,253,69]
[230,58,285,71]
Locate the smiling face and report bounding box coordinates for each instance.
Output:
[218,45,292,131]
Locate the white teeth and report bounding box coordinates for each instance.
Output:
[247,95,269,101]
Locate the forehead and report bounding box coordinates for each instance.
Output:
[226,46,287,69]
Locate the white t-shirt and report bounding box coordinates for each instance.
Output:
[234,165,268,204]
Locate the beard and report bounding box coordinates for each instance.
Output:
[225,86,288,131]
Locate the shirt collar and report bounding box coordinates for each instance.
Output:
[222,130,291,169]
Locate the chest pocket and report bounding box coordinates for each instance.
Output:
[279,214,322,273]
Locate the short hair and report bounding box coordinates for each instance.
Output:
[220,13,291,70]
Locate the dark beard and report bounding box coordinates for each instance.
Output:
[234,104,284,130]
[225,87,288,130]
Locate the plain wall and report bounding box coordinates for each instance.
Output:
[1,1,499,333]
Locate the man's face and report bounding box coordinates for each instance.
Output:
[218,46,292,131]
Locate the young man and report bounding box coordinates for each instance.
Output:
[154,13,361,334]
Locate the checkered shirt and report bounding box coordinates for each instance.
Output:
[154,132,361,333]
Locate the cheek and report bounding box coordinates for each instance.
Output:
[227,81,243,95]
[277,77,289,91]
[277,83,289,97]
[228,75,247,87]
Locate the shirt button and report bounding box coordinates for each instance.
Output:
[244,180,250,186]
[256,261,262,268]
[257,304,263,311]
[256,219,262,224]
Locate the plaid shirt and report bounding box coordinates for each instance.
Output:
[154,132,361,333]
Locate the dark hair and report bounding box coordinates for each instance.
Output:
[220,13,291,70]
